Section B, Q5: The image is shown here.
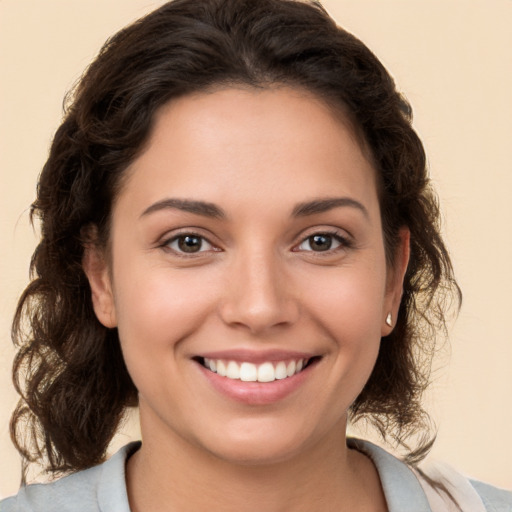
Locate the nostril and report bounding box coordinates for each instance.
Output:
[218,295,300,334]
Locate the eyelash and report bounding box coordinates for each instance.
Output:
[159,229,352,256]
[293,230,352,254]
[161,230,218,257]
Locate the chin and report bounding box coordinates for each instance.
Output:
[194,417,326,467]
[206,438,305,467]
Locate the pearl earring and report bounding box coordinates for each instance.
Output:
[385,313,392,327]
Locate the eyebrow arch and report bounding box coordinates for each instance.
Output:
[140,198,225,219]
[292,197,369,219]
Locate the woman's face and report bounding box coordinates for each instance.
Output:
[86,86,407,464]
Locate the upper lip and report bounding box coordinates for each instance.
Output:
[195,349,319,364]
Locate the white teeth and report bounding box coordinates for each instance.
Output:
[257,362,275,382]
[226,361,240,379]
[239,362,257,382]
[216,360,227,377]
[275,361,287,380]
[202,357,310,382]
[286,360,296,377]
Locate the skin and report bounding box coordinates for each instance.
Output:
[84,86,409,512]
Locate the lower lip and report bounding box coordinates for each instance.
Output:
[197,361,316,405]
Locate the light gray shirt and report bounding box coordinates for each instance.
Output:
[2,440,511,511]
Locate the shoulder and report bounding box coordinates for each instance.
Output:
[348,438,512,512]
[348,438,433,511]
[413,455,512,512]
[0,466,104,512]
[469,479,512,512]
[0,442,139,512]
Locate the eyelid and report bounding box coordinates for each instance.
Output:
[292,228,353,253]
[158,228,222,255]
[156,226,353,256]
[167,235,213,253]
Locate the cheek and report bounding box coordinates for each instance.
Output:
[111,263,224,406]
[112,258,221,356]
[303,262,387,338]
[302,261,387,393]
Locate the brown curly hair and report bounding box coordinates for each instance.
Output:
[11,0,460,479]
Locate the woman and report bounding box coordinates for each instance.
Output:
[2,0,511,510]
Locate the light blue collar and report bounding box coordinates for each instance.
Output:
[97,439,432,512]
[348,438,432,511]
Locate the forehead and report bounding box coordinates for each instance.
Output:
[118,86,379,216]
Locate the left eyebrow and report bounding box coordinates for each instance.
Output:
[292,197,369,219]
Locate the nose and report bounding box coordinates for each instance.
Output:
[218,250,300,335]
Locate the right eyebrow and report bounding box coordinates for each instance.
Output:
[140,198,226,219]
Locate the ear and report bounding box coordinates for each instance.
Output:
[82,240,117,328]
[382,227,410,336]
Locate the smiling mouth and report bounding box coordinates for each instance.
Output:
[196,357,320,383]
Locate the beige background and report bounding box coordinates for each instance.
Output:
[1,0,511,497]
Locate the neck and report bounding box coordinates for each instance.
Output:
[126,416,386,512]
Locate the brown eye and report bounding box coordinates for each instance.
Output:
[309,234,332,251]
[167,234,213,254]
[178,235,202,252]
[297,233,343,252]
